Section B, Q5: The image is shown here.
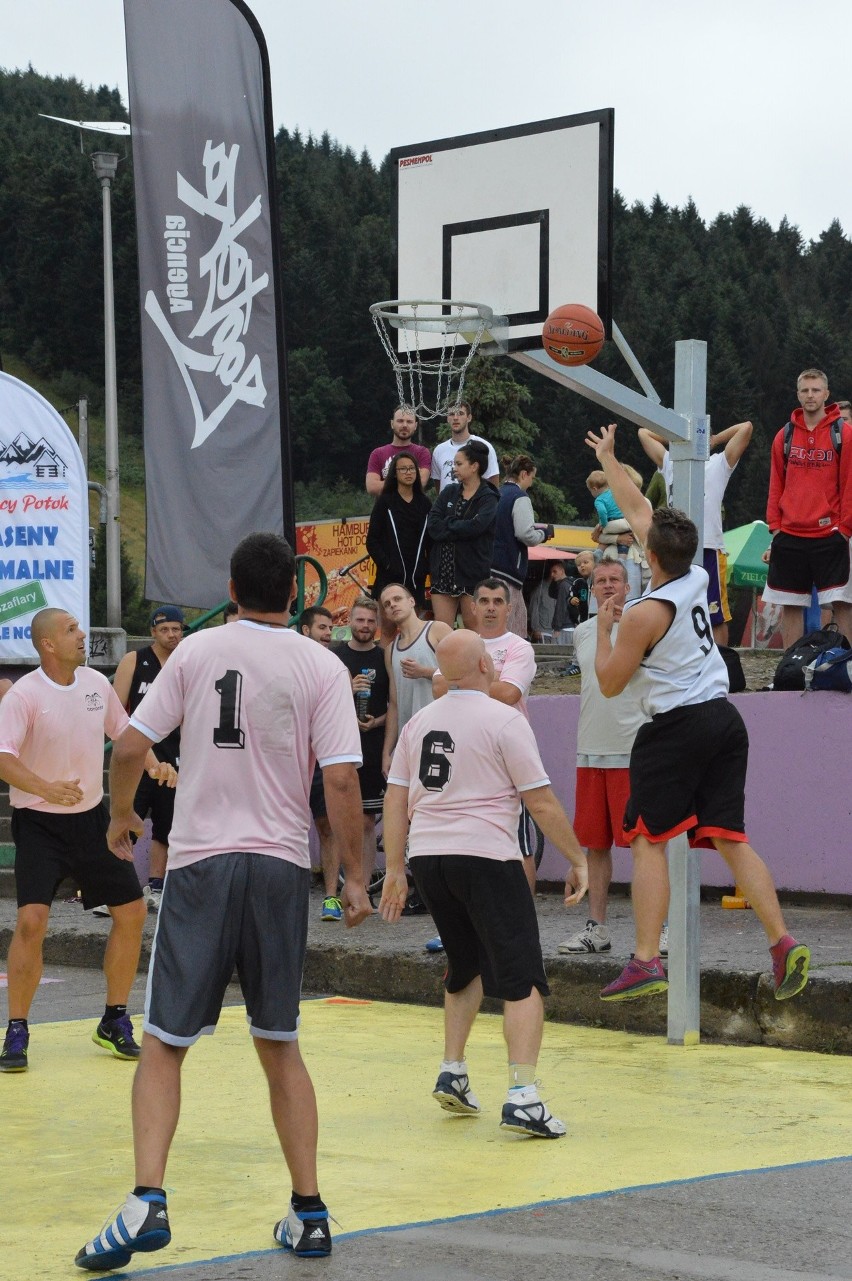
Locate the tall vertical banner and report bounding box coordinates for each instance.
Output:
[124,0,293,607]
[0,372,90,660]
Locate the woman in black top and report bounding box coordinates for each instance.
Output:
[427,438,499,629]
[367,451,432,617]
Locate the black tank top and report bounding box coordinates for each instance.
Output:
[126,645,181,764]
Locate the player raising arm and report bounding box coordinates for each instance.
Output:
[582,424,809,1006]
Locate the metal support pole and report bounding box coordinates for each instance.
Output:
[666,339,708,1047]
[78,398,88,474]
[92,152,122,630]
[669,340,710,545]
[611,323,661,404]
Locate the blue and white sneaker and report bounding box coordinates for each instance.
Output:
[425,935,444,953]
[75,1191,171,1271]
[0,1023,29,1072]
[274,1201,332,1257]
[432,1070,481,1115]
[500,1088,566,1138]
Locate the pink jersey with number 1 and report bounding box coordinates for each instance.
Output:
[130,621,362,870]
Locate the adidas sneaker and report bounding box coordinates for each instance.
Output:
[75,1191,170,1271]
[274,1200,332,1257]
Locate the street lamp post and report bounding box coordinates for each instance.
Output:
[91,151,122,630]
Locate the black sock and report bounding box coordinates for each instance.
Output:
[7,1019,28,1032]
[103,1004,127,1023]
[133,1186,166,1200]
[148,877,164,891]
[291,1191,326,1214]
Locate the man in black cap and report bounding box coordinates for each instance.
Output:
[109,606,184,912]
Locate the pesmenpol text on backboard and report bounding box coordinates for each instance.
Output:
[391,109,613,354]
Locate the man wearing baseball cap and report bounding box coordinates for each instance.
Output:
[109,606,185,912]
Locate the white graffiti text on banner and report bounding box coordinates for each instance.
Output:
[144,141,270,450]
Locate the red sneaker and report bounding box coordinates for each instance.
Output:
[600,957,668,1002]
[770,936,810,1001]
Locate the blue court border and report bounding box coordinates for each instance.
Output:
[129,1152,852,1276]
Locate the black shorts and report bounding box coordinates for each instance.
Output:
[358,734,386,812]
[409,855,549,1002]
[764,530,851,606]
[623,698,748,849]
[11,802,143,910]
[145,853,309,1045]
[309,764,326,820]
[134,772,177,845]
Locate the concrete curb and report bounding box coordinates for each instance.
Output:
[6,925,849,1056]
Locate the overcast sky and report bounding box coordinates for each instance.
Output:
[3,0,850,244]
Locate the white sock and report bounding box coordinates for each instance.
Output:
[440,1059,467,1075]
[507,1084,541,1105]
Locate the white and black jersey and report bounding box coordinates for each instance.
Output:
[626,566,729,718]
[127,645,181,765]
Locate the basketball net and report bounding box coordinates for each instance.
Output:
[370,299,505,421]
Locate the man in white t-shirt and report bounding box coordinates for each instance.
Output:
[0,609,173,1075]
[556,560,648,956]
[379,630,587,1140]
[430,401,500,492]
[639,420,753,644]
[76,534,372,1271]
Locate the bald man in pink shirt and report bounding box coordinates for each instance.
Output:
[380,629,587,1140]
[0,609,174,1075]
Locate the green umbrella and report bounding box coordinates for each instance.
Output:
[724,520,772,589]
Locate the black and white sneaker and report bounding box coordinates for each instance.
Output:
[75,1191,170,1270]
[557,919,612,954]
[432,1070,481,1115]
[500,1090,566,1139]
[274,1201,332,1257]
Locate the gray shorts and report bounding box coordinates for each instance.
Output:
[144,852,310,1046]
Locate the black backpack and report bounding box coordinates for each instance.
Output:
[718,644,746,693]
[773,626,849,691]
[782,418,843,468]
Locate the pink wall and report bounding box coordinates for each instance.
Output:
[529,692,852,895]
[132,692,851,897]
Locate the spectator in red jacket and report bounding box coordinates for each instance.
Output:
[762,368,852,649]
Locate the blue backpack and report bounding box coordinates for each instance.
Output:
[804,646,852,693]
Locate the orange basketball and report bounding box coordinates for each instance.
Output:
[542,304,605,367]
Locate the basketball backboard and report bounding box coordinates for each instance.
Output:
[391,109,613,353]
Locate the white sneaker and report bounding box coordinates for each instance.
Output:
[659,924,669,957]
[500,1088,566,1138]
[557,919,611,954]
[91,905,110,918]
[143,885,163,913]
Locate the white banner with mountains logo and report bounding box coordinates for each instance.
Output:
[0,372,89,662]
[124,0,293,608]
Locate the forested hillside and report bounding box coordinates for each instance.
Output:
[2,65,852,536]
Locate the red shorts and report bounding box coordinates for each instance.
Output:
[573,767,631,850]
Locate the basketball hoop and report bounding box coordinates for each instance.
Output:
[370,299,507,421]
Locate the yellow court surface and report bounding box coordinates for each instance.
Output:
[3,998,852,1277]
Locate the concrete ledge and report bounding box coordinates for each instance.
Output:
[2,892,848,1056]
